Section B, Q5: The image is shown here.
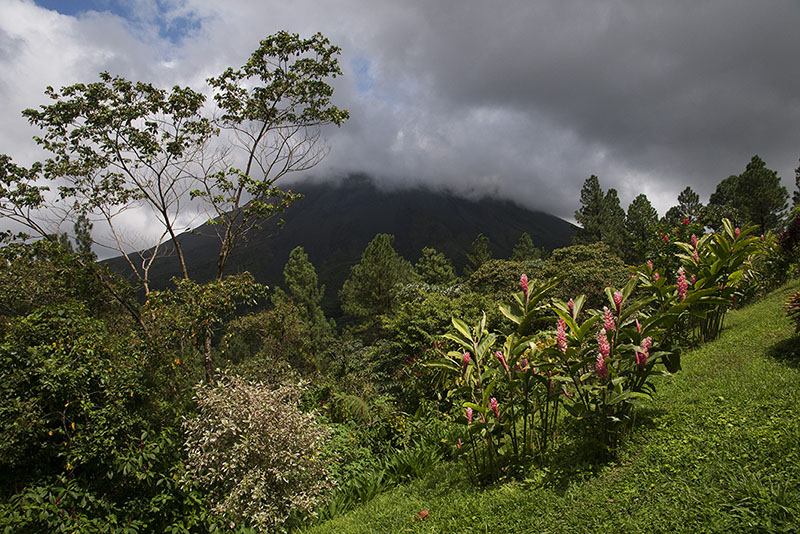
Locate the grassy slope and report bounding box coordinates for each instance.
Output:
[304,280,800,534]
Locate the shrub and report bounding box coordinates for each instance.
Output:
[541,243,629,308]
[182,374,333,532]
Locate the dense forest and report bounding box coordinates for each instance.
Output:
[2,30,800,533]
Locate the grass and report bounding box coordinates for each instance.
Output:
[303,280,800,533]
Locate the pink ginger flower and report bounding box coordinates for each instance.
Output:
[465,407,473,424]
[761,234,765,241]
[520,273,529,300]
[603,307,615,331]
[676,267,688,301]
[567,298,575,316]
[682,217,690,225]
[598,328,611,360]
[647,260,654,271]
[479,414,485,423]
[561,386,572,399]
[635,317,642,334]
[691,274,696,284]
[662,234,669,243]
[635,351,648,371]
[735,227,741,238]
[489,397,499,419]
[517,358,529,372]
[654,272,660,282]
[613,290,623,314]
[596,353,608,378]
[495,350,510,374]
[557,318,568,355]
[461,352,471,374]
[457,438,462,449]
[693,249,699,263]
[691,234,698,249]
[642,337,653,353]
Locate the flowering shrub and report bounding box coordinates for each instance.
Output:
[182,374,333,532]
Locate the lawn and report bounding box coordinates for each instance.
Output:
[304,280,800,534]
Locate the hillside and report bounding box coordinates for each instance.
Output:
[303,280,800,533]
[107,175,577,310]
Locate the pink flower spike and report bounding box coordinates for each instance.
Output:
[691,274,696,284]
[598,328,611,360]
[603,307,616,331]
[479,414,485,423]
[495,350,510,374]
[654,272,660,282]
[465,407,473,424]
[761,234,765,241]
[490,397,499,419]
[567,298,575,316]
[691,234,697,249]
[693,249,699,264]
[647,260,654,271]
[676,267,688,301]
[520,273,529,300]
[642,337,653,353]
[561,386,572,399]
[635,317,642,334]
[557,318,568,355]
[457,438,462,449]
[613,290,623,313]
[635,351,648,371]
[461,352,471,375]
[735,227,741,238]
[519,358,529,372]
[596,353,608,378]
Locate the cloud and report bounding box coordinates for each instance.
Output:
[3,0,799,244]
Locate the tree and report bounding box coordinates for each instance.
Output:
[200,32,349,279]
[573,175,604,245]
[707,156,788,232]
[11,31,349,290]
[624,193,659,263]
[465,233,492,275]
[600,188,627,258]
[793,159,800,208]
[662,205,685,227]
[415,246,457,285]
[677,186,703,221]
[511,232,541,261]
[339,234,414,320]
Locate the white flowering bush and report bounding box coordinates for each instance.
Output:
[182,373,333,532]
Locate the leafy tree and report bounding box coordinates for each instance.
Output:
[339,234,414,320]
[662,205,685,227]
[511,232,541,261]
[677,186,703,221]
[574,175,604,245]
[541,242,629,308]
[201,32,349,279]
[465,233,492,275]
[9,31,349,288]
[415,246,457,285]
[624,193,659,263]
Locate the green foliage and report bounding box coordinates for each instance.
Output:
[785,290,800,332]
[465,233,492,276]
[677,185,703,221]
[415,246,457,285]
[510,232,541,261]
[624,193,658,263]
[573,174,604,245]
[541,242,629,309]
[467,259,529,294]
[182,373,333,533]
[340,234,414,322]
[707,156,789,233]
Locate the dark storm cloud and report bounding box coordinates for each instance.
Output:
[294,0,800,217]
[6,0,800,224]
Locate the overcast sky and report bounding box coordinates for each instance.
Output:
[2,0,799,230]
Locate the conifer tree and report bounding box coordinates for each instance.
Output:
[677,186,703,221]
[511,232,541,261]
[624,193,658,263]
[416,246,457,285]
[281,246,331,331]
[340,233,413,319]
[465,233,492,275]
[573,175,604,245]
